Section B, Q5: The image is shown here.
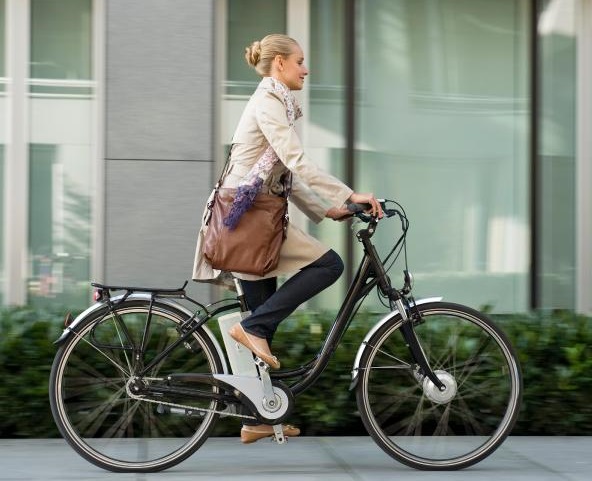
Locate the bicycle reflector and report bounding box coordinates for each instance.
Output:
[93,288,104,302]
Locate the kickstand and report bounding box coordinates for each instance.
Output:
[272,424,287,444]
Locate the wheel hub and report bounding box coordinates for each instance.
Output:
[128,377,148,395]
[422,370,457,404]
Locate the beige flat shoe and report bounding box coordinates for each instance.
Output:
[240,424,301,444]
[228,323,280,370]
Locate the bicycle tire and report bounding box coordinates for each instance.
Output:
[356,301,522,470]
[49,299,225,472]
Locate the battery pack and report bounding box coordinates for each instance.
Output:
[218,311,258,376]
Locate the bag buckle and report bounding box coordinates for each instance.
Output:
[283,213,289,238]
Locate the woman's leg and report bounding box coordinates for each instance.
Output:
[241,249,344,341]
[235,250,342,438]
[236,277,278,427]
[240,277,277,346]
[241,277,277,310]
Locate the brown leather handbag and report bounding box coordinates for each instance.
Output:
[202,157,290,277]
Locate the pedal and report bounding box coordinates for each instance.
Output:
[255,357,278,413]
[272,424,287,444]
[254,356,270,372]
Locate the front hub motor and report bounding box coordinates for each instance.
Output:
[422,370,457,404]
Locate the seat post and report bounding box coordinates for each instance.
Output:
[233,278,249,312]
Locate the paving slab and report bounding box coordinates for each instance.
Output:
[0,437,589,481]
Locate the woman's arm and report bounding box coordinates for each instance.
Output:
[290,175,330,224]
[256,92,353,209]
[257,91,383,219]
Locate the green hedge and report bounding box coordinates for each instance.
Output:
[507,311,592,435]
[0,306,64,438]
[0,306,590,438]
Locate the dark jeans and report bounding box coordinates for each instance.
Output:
[240,249,344,345]
[238,249,343,426]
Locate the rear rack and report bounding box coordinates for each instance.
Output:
[91,280,188,298]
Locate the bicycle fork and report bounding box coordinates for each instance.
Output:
[394,297,446,391]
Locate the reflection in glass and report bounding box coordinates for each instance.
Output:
[226,0,286,96]
[538,0,576,308]
[28,0,93,308]
[30,0,92,80]
[307,0,347,309]
[356,0,530,312]
[0,0,5,303]
[0,0,4,82]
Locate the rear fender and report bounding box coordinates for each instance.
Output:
[54,293,229,374]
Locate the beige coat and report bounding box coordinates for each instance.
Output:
[192,78,353,286]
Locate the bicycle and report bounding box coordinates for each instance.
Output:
[49,199,522,472]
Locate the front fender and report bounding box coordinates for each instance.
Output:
[349,297,442,390]
[54,293,229,374]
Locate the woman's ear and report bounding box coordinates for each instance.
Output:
[274,54,284,71]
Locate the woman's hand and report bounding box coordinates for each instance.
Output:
[325,206,352,221]
[348,192,384,218]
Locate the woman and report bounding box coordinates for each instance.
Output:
[193,34,382,443]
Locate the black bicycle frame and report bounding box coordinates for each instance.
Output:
[92,215,443,401]
[273,219,445,395]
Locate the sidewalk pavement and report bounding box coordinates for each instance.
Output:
[0,436,589,481]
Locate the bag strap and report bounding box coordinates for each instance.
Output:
[283,171,293,200]
[218,144,293,200]
[205,146,232,226]
[215,146,233,189]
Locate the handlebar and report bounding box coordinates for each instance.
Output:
[348,198,413,303]
[347,200,400,222]
[348,199,413,302]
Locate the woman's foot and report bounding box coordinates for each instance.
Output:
[228,323,280,370]
[240,424,300,444]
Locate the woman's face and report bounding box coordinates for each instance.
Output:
[276,45,308,90]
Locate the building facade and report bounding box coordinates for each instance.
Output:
[1,0,591,314]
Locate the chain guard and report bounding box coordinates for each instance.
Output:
[125,375,294,424]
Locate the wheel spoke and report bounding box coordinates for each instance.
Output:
[50,301,223,471]
[357,303,521,470]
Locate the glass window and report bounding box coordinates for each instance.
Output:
[309,0,345,101]
[538,0,576,309]
[0,0,5,81]
[0,0,5,304]
[27,0,93,308]
[30,0,92,80]
[222,0,286,145]
[226,0,286,96]
[307,0,348,309]
[356,0,530,312]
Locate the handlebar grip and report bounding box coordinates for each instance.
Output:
[348,201,399,221]
[347,203,374,223]
[347,203,372,214]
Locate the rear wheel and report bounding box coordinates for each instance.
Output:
[49,299,224,472]
[356,302,522,470]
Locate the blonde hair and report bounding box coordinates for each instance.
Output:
[245,34,299,76]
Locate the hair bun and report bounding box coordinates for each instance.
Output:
[245,40,262,67]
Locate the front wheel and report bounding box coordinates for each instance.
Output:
[356,302,522,470]
[49,299,225,472]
